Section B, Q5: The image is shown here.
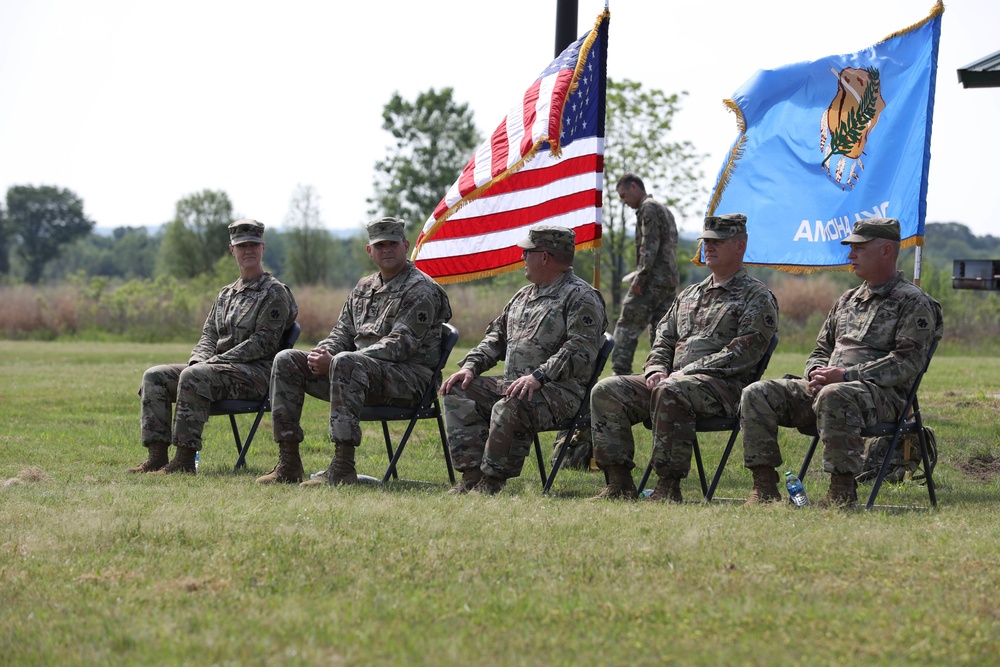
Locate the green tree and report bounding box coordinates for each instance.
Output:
[602,79,707,313]
[159,190,233,279]
[283,184,333,286]
[5,185,94,284]
[368,87,481,233]
[51,227,160,281]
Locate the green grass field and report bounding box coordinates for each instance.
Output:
[1,341,998,666]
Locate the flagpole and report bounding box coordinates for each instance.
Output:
[913,245,923,287]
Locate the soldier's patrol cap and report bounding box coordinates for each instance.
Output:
[698,213,747,240]
[367,217,406,244]
[516,225,576,254]
[841,218,901,244]
[228,219,265,245]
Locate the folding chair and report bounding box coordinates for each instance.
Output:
[361,323,459,485]
[637,333,780,501]
[797,339,939,510]
[209,322,301,471]
[531,332,615,494]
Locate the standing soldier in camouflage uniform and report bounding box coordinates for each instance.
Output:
[740,219,942,508]
[257,217,452,486]
[129,220,298,475]
[441,226,608,495]
[591,214,778,501]
[612,173,679,375]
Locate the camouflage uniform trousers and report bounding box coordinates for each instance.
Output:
[740,378,896,476]
[591,373,727,477]
[270,349,424,447]
[443,376,580,480]
[140,362,266,451]
[612,286,676,375]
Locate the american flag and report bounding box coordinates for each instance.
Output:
[411,10,608,284]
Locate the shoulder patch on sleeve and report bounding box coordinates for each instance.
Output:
[915,315,930,331]
[270,308,281,320]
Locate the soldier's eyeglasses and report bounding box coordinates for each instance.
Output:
[522,249,547,259]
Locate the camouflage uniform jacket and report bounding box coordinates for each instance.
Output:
[189,272,298,370]
[644,268,778,400]
[806,271,942,412]
[460,268,608,403]
[633,195,679,294]
[317,261,453,386]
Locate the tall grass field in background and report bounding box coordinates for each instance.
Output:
[1,341,998,666]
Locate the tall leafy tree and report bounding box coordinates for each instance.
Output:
[368,87,481,233]
[159,189,233,278]
[5,185,94,284]
[283,184,333,286]
[602,79,707,312]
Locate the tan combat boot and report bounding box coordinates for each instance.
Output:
[647,474,682,503]
[742,466,782,506]
[591,465,638,500]
[255,442,304,484]
[447,468,483,495]
[300,443,359,487]
[126,443,169,473]
[817,472,858,508]
[150,445,197,475]
[468,474,506,495]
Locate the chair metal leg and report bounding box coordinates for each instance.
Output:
[381,416,423,484]
[234,408,266,471]
[543,424,577,494]
[637,459,653,493]
[916,417,937,507]
[867,427,906,509]
[693,440,708,497]
[434,410,456,485]
[228,415,243,457]
[533,434,548,486]
[705,428,741,502]
[798,435,819,480]
[380,422,399,481]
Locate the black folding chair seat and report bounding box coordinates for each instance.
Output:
[209,322,302,471]
[637,333,779,501]
[531,332,615,494]
[797,339,939,510]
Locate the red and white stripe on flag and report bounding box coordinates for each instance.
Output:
[411,10,608,284]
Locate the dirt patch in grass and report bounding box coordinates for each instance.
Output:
[1,467,50,488]
[954,451,1000,482]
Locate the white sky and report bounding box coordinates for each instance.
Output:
[1,0,998,238]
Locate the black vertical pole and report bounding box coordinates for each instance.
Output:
[554,0,578,56]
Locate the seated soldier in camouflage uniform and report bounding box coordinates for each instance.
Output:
[129,219,298,475]
[740,218,942,508]
[256,217,452,486]
[441,225,608,495]
[590,214,778,501]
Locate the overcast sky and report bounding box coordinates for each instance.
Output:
[2,0,998,238]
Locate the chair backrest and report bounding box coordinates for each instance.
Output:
[574,333,614,421]
[752,333,779,383]
[420,323,460,407]
[893,338,938,426]
[280,322,302,352]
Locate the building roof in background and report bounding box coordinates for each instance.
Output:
[958,49,1000,88]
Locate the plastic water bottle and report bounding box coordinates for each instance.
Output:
[194,451,199,471]
[639,489,654,499]
[785,471,809,507]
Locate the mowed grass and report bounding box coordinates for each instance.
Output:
[1,341,998,666]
